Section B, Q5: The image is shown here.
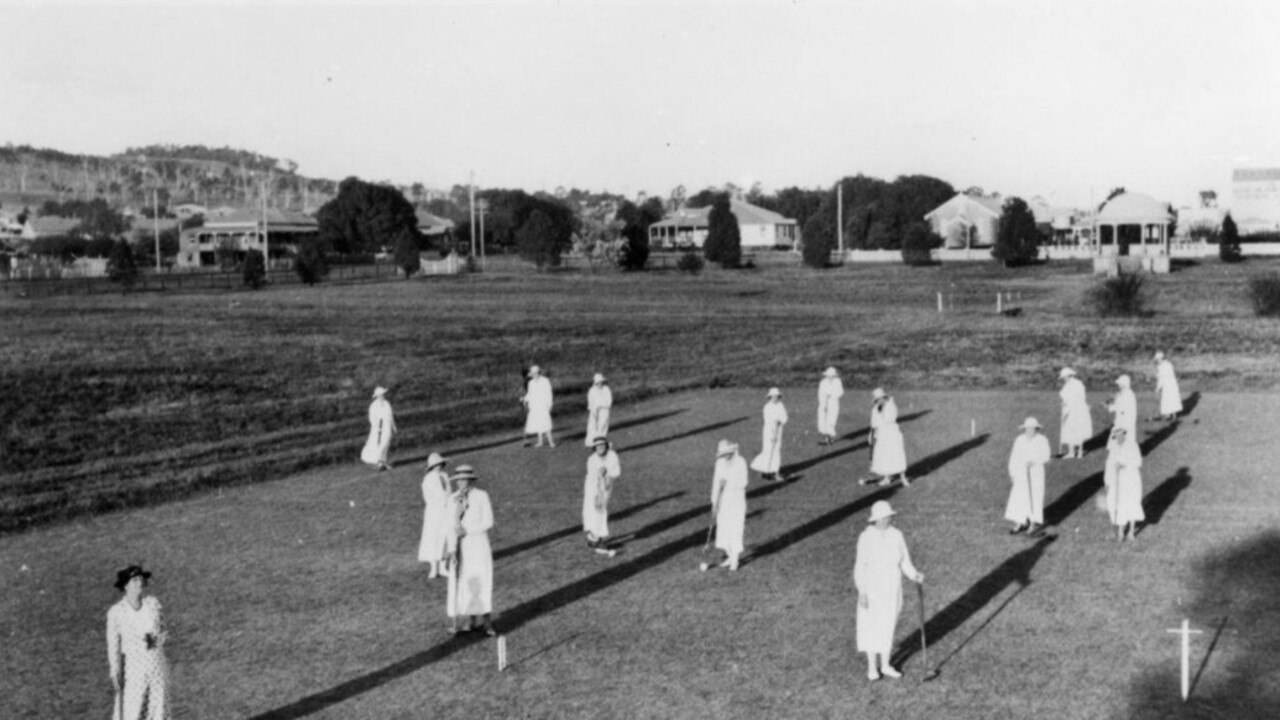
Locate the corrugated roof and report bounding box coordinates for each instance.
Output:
[650,199,795,228]
[204,208,317,228]
[415,209,455,233]
[29,216,82,235]
[1096,192,1172,224]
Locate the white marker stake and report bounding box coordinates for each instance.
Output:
[937,291,943,313]
[497,635,507,671]
[1166,619,1203,701]
[997,292,1002,314]
[971,419,976,437]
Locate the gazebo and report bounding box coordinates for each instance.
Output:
[1093,192,1173,257]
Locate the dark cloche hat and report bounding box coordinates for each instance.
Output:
[114,565,152,590]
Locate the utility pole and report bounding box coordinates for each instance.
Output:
[153,186,161,273]
[479,198,488,269]
[261,179,270,276]
[837,182,844,254]
[469,171,477,259]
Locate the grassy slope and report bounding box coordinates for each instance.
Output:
[1,257,1279,533]
[2,388,1277,719]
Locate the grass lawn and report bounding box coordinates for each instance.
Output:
[2,386,1278,719]
[3,257,1280,531]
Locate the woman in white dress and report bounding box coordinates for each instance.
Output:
[711,439,749,571]
[854,501,924,681]
[817,367,844,445]
[867,388,909,487]
[106,565,169,720]
[1153,351,1183,421]
[1005,417,1052,537]
[750,388,788,482]
[1105,428,1145,541]
[1106,375,1138,438]
[583,437,621,555]
[522,366,555,448]
[445,465,496,635]
[1058,367,1092,459]
[584,373,613,446]
[360,386,396,470]
[419,453,452,579]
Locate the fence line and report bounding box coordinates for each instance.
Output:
[1,262,398,298]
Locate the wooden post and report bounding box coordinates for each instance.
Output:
[937,291,943,313]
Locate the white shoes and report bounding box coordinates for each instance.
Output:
[881,666,902,679]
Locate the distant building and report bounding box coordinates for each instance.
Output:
[1231,168,1280,234]
[415,209,455,239]
[177,208,317,268]
[22,216,83,240]
[924,193,1003,248]
[1093,191,1174,256]
[648,199,798,250]
[171,203,208,220]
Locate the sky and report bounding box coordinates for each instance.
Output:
[3,0,1279,209]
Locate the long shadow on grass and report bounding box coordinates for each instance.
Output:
[906,433,990,480]
[834,409,932,445]
[1121,533,1279,719]
[251,494,795,720]
[251,465,814,719]
[494,491,684,562]
[1044,421,1182,528]
[1142,467,1191,526]
[891,536,1056,670]
[397,409,690,464]
[749,436,988,565]
[1180,391,1201,418]
[619,416,751,454]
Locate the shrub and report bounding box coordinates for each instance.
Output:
[703,195,741,268]
[1248,273,1280,317]
[677,251,704,274]
[900,221,942,266]
[992,197,1043,266]
[393,230,422,278]
[1219,213,1243,263]
[107,239,139,289]
[242,249,266,289]
[294,238,328,286]
[1088,271,1148,316]
[801,221,836,268]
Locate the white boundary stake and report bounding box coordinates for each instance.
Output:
[1166,619,1202,701]
[970,418,976,437]
[497,634,508,671]
[937,291,943,313]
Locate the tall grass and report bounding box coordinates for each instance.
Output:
[1088,271,1148,316]
[1248,272,1280,317]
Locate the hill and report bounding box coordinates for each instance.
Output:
[0,143,343,215]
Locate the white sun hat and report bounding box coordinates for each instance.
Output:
[868,500,896,523]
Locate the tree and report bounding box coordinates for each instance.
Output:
[315,176,421,255]
[516,210,564,269]
[393,230,422,277]
[294,237,329,285]
[900,222,943,266]
[242,249,266,288]
[703,195,741,268]
[992,197,1043,266]
[615,197,663,271]
[801,200,837,268]
[1220,213,1243,263]
[107,239,139,289]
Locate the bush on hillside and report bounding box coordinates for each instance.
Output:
[1088,271,1148,317]
[1248,273,1280,317]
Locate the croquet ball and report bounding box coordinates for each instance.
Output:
[699,563,709,572]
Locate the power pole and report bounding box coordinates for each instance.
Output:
[837,182,844,254]
[469,171,477,258]
[152,187,161,272]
